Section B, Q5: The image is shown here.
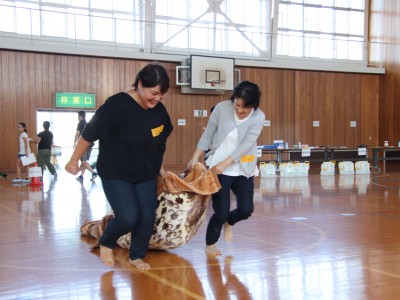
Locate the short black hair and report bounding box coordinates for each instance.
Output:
[78,111,86,118]
[132,62,170,94]
[43,121,50,130]
[229,81,262,110]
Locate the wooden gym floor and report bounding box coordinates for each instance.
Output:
[1,167,400,300]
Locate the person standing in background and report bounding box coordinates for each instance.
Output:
[73,111,98,182]
[65,62,173,270]
[12,122,32,183]
[30,121,58,180]
[188,81,265,256]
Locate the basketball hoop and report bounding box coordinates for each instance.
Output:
[210,80,226,93]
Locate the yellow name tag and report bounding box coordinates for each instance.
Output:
[151,125,164,137]
[240,155,255,163]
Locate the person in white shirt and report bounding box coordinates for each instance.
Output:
[12,122,32,183]
[188,81,265,256]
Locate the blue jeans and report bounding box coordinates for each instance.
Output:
[99,178,158,260]
[206,174,254,245]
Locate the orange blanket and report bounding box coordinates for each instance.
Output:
[81,163,221,250]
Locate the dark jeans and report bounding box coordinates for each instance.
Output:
[99,177,158,260]
[206,174,254,245]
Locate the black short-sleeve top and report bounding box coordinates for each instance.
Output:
[82,92,173,182]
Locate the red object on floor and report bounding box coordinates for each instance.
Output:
[29,163,43,186]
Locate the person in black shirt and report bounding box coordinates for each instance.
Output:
[65,62,173,270]
[31,121,57,179]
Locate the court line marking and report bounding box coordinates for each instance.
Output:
[363,266,400,279]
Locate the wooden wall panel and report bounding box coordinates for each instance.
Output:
[292,71,375,148]
[360,75,380,146]
[0,52,9,168]
[0,50,381,172]
[370,0,400,147]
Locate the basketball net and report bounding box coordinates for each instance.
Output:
[210,80,226,93]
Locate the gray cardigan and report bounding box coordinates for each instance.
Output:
[197,100,265,176]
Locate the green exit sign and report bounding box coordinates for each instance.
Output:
[55,92,96,108]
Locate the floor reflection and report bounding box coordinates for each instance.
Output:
[320,174,372,195]
[3,169,400,299]
[100,271,117,300]
[355,174,370,194]
[339,174,355,188]
[260,177,311,198]
[320,175,336,190]
[96,248,206,299]
[207,255,252,300]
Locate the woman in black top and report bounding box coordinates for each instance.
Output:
[33,121,57,179]
[65,62,173,270]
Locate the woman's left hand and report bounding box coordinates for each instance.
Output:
[159,166,166,180]
[214,164,224,175]
[215,156,234,174]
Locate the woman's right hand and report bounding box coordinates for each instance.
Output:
[65,160,79,175]
[187,158,197,170]
[187,148,204,170]
[66,137,91,175]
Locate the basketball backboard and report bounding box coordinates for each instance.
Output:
[190,55,235,91]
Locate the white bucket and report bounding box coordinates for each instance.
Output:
[259,162,276,177]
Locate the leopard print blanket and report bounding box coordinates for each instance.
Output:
[80,163,221,250]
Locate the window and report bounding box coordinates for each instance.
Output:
[153,0,272,59]
[0,0,373,66]
[42,6,67,38]
[274,0,366,61]
[0,0,141,45]
[66,8,90,40]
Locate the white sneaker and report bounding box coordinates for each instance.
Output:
[21,178,31,183]
[11,178,22,183]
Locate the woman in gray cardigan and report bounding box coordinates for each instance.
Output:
[188,81,265,256]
